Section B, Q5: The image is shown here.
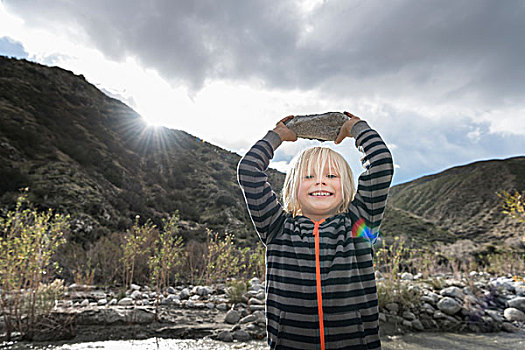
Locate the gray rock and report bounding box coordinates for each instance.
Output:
[440,286,465,299]
[437,297,461,315]
[225,310,241,324]
[217,303,228,311]
[502,321,520,333]
[504,307,525,322]
[130,290,142,300]
[284,112,349,141]
[401,272,414,280]
[80,299,90,307]
[255,291,265,300]
[385,302,399,314]
[508,296,525,312]
[97,298,108,306]
[249,304,265,312]
[421,303,435,314]
[108,298,117,306]
[240,314,258,324]
[217,330,233,342]
[233,329,251,342]
[402,311,416,321]
[411,319,425,331]
[195,286,212,296]
[167,286,176,294]
[180,288,191,300]
[249,297,263,305]
[485,309,503,323]
[118,297,134,306]
[206,302,215,309]
[130,284,141,291]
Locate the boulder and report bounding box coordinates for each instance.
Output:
[504,307,525,322]
[508,296,525,312]
[225,310,241,324]
[437,297,461,315]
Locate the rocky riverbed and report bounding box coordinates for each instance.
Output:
[2,273,524,344]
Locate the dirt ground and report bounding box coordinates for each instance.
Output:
[381,332,525,350]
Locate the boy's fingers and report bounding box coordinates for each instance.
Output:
[282,115,294,123]
[344,111,359,119]
[334,128,345,144]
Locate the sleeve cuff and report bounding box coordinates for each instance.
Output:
[264,130,283,151]
[351,120,371,139]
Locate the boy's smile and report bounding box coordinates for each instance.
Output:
[297,168,343,222]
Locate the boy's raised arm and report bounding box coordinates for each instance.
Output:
[237,117,296,245]
[341,113,394,236]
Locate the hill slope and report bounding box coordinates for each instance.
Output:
[381,157,525,249]
[0,56,284,245]
[0,56,523,254]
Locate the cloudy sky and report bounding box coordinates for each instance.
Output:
[1,0,524,186]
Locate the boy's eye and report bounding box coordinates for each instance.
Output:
[304,175,314,179]
[327,174,338,178]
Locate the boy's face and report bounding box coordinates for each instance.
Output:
[297,163,343,221]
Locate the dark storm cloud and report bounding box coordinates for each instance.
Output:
[5,0,525,103]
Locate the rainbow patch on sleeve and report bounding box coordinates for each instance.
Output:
[351,217,380,243]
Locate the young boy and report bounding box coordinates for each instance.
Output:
[237,112,393,349]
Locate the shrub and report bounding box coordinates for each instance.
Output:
[0,191,69,340]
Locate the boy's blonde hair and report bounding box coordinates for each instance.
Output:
[282,147,356,217]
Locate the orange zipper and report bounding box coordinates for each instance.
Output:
[313,219,325,350]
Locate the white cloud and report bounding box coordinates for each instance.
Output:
[1,1,524,186]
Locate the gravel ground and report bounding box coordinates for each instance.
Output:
[3,332,524,350]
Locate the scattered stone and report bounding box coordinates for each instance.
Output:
[232,329,251,342]
[440,286,465,299]
[502,321,520,333]
[180,288,191,300]
[249,297,263,305]
[504,307,525,322]
[249,305,265,312]
[401,272,414,280]
[225,310,241,324]
[402,311,416,321]
[437,297,461,315]
[130,290,142,300]
[217,330,233,342]
[485,309,503,323]
[118,297,134,306]
[97,298,108,306]
[217,303,228,311]
[508,296,525,312]
[167,286,176,294]
[130,284,141,291]
[385,303,399,314]
[240,314,258,324]
[80,299,90,307]
[411,319,425,331]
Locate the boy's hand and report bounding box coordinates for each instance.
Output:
[334,111,362,144]
[273,115,297,142]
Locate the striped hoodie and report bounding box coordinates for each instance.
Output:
[237,121,393,350]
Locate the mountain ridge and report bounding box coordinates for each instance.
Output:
[0,56,523,254]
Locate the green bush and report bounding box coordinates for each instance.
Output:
[0,191,69,340]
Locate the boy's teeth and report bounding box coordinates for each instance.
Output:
[312,192,331,196]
